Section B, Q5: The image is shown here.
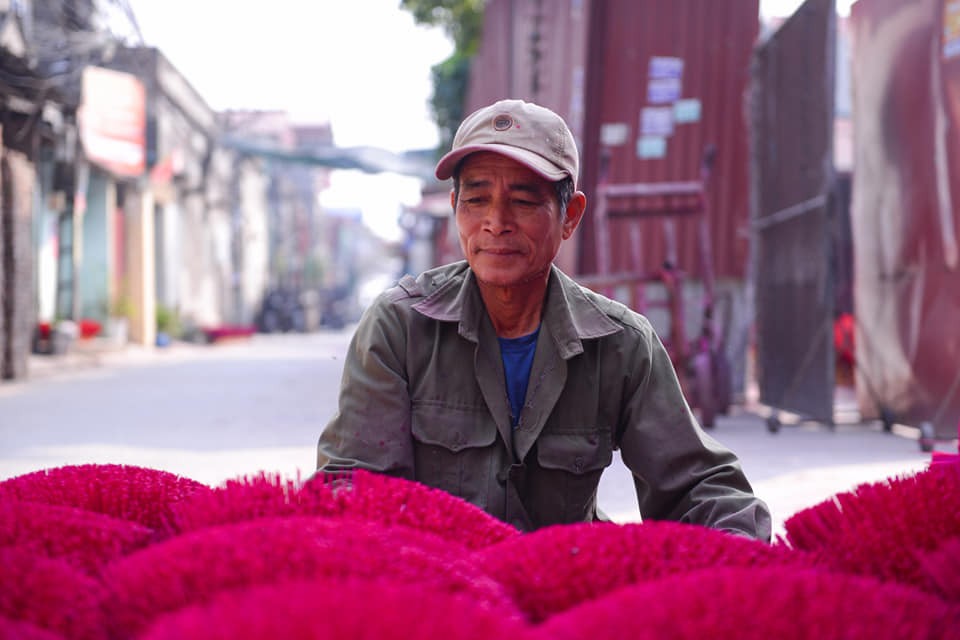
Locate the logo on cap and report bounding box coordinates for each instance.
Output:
[493,114,514,131]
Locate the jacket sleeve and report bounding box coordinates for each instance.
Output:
[316,292,415,479]
[617,324,773,542]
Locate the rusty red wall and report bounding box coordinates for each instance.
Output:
[465,0,759,279]
[849,0,960,439]
[464,0,591,274]
[579,0,759,279]
[465,0,589,135]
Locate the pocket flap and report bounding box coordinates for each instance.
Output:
[411,404,498,452]
[536,430,612,474]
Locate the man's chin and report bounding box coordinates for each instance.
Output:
[472,267,548,290]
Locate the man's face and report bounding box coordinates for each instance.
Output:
[453,152,581,290]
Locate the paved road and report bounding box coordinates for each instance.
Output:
[0,330,942,536]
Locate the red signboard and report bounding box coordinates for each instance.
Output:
[79,66,146,177]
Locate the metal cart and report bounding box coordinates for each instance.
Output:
[578,146,732,427]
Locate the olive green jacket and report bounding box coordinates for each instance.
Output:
[317,261,771,540]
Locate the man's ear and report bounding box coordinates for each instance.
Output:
[449,188,457,211]
[561,191,587,240]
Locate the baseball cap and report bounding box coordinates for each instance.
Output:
[434,99,579,186]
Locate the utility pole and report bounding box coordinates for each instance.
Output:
[230,153,244,325]
[71,157,89,321]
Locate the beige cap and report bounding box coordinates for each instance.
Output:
[435,99,579,185]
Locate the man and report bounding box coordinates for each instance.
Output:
[316,99,771,540]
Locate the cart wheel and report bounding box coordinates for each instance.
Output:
[879,407,895,433]
[692,352,716,429]
[766,415,781,434]
[919,421,935,453]
[712,348,733,416]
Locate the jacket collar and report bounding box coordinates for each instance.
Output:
[412,262,623,355]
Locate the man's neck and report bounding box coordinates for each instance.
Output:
[477,278,548,338]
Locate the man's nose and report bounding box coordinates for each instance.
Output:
[483,196,515,234]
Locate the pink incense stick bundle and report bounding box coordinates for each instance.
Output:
[138,577,534,640]
[916,536,960,602]
[172,469,518,550]
[474,520,817,623]
[533,566,960,640]
[0,499,155,576]
[102,515,520,639]
[0,463,211,538]
[0,547,107,640]
[781,464,960,592]
[0,615,64,640]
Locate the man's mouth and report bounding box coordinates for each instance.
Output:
[479,247,521,255]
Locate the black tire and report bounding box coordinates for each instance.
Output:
[712,349,733,416]
[880,407,896,433]
[919,422,935,453]
[766,415,781,434]
[692,352,717,429]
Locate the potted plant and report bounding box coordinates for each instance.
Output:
[156,304,180,347]
[106,295,132,346]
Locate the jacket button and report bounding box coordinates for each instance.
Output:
[574,456,584,472]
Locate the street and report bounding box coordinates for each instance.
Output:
[0,330,936,536]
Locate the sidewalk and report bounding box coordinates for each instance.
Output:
[24,337,206,381]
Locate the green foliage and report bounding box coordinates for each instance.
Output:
[400,0,483,53]
[110,294,133,320]
[431,52,472,155]
[156,304,181,337]
[400,0,484,155]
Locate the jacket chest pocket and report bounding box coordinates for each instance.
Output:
[531,428,613,525]
[411,403,499,507]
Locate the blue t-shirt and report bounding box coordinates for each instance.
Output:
[498,328,540,428]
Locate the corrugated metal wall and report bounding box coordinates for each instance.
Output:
[465,0,589,133]
[465,0,758,280]
[462,1,761,398]
[465,0,590,274]
[579,0,759,279]
[751,0,837,425]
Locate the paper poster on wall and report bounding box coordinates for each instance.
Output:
[647,56,684,104]
[649,56,684,79]
[600,122,630,146]
[944,0,960,59]
[674,98,702,123]
[637,136,667,159]
[647,78,682,104]
[641,107,674,137]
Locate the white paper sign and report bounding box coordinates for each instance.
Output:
[600,122,630,146]
[641,107,675,137]
[637,136,667,159]
[649,56,684,79]
[647,77,682,104]
[674,98,702,123]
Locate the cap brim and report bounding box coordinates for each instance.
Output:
[434,144,570,182]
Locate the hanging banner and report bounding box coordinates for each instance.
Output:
[78,66,146,177]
